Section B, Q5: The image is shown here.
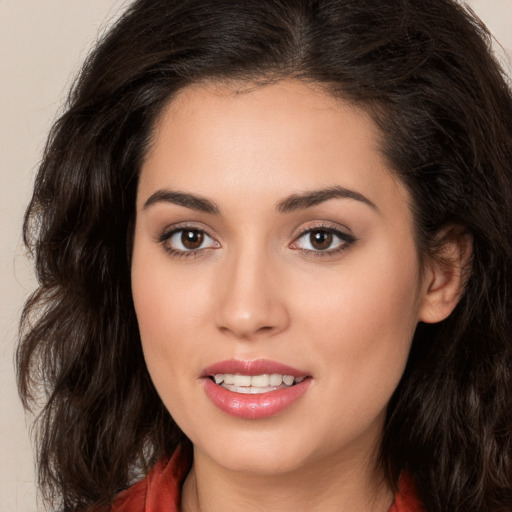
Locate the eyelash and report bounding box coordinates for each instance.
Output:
[291,223,356,258]
[158,223,356,260]
[158,223,218,260]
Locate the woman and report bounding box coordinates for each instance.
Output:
[17,0,512,511]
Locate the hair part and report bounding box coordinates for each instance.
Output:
[18,1,512,510]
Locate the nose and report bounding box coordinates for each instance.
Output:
[214,249,290,340]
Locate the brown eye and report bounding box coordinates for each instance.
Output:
[163,228,219,255]
[309,230,333,250]
[292,226,354,255]
[181,229,204,250]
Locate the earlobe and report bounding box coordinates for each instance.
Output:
[418,227,472,324]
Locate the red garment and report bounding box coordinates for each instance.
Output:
[111,446,424,512]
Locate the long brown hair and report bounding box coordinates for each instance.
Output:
[18,0,512,510]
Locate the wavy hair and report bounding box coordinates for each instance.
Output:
[18,0,512,510]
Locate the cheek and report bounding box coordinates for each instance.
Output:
[132,262,209,359]
[131,264,210,431]
[293,238,422,395]
[130,236,208,397]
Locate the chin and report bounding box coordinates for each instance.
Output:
[212,447,306,476]
[192,427,315,475]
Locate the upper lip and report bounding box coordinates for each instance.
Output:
[201,359,309,378]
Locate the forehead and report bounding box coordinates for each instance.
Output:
[138,79,409,216]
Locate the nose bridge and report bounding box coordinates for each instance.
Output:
[214,242,289,339]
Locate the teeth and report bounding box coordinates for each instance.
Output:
[223,374,235,385]
[212,373,304,390]
[282,375,294,386]
[269,373,283,386]
[250,374,270,387]
[233,374,252,387]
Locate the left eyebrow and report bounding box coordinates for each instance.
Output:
[276,186,378,213]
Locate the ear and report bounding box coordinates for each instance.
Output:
[418,226,472,324]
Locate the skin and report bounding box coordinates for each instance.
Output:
[131,80,463,512]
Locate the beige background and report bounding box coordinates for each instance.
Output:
[1,1,511,510]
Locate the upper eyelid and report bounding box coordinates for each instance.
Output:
[157,221,217,240]
[291,221,353,239]
[293,227,354,244]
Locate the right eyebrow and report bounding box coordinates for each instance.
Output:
[143,189,220,214]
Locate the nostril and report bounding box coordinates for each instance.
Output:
[214,288,290,339]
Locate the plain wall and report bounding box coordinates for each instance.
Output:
[1,1,511,510]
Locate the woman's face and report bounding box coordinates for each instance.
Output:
[132,80,430,475]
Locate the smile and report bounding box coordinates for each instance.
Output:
[202,360,311,419]
[212,373,306,394]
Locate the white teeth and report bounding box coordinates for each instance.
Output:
[212,373,305,390]
[233,374,252,387]
[250,374,270,387]
[269,373,283,386]
[283,375,294,386]
[223,374,235,385]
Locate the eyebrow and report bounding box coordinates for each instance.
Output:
[143,190,220,214]
[143,185,377,214]
[276,186,378,213]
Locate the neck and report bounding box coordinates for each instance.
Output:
[182,444,393,512]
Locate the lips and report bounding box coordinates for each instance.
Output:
[201,359,311,419]
[202,359,309,377]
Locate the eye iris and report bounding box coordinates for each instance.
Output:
[310,230,333,250]
[181,230,204,250]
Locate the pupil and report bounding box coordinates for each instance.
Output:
[311,230,332,250]
[182,230,203,249]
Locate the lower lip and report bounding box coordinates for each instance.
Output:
[203,378,311,419]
